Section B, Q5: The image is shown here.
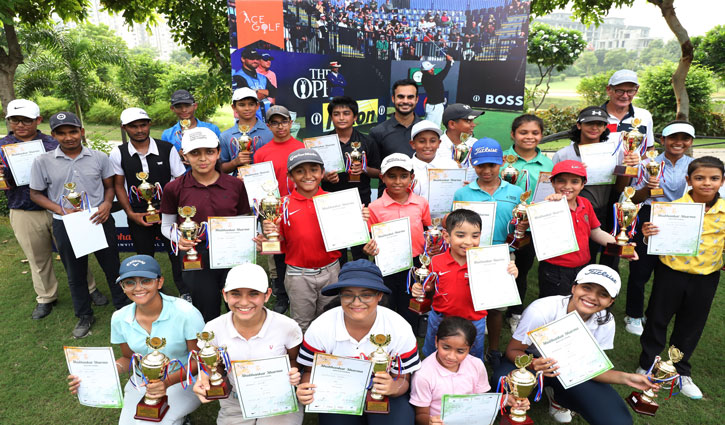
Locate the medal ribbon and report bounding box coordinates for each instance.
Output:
[534,372,544,402]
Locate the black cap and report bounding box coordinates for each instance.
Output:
[241,48,260,59]
[577,106,609,123]
[170,89,195,106]
[442,103,483,126]
[49,111,82,131]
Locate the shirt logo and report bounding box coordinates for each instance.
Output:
[438,270,450,275]
[583,214,589,223]
[288,209,301,216]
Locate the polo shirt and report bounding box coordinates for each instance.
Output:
[368,189,432,257]
[0,131,58,210]
[435,132,477,182]
[502,146,553,203]
[633,153,693,206]
[320,128,378,205]
[109,137,186,181]
[552,142,615,211]
[411,154,460,202]
[660,195,725,275]
[219,119,274,166]
[161,119,222,151]
[298,305,421,375]
[279,187,342,268]
[252,137,304,196]
[545,196,600,268]
[409,354,490,417]
[368,115,422,165]
[453,179,523,246]
[430,250,487,321]
[110,293,205,367]
[602,102,655,150]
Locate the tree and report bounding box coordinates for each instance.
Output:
[576,70,615,105]
[575,51,598,75]
[603,48,629,70]
[694,25,725,82]
[117,51,165,106]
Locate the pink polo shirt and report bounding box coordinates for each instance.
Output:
[368,189,432,257]
[409,353,491,417]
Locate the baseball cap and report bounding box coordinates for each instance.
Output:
[411,120,443,139]
[321,259,390,295]
[551,159,587,179]
[442,103,483,125]
[181,127,220,152]
[6,99,40,119]
[470,138,502,166]
[608,69,639,87]
[260,53,273,61]
[120,107,151,125]
[575,264,621,298]
[224,263,269,292]
[116,255,161,283]
[232,87,258,102]
[329,61,341,68]
[421,61,434,71]
[49,111,82,131]
[170,89,195,106]
[266,105,291,121]
[241,48,260,59]
[577,106,609,124]
[380,153,414,175]
[287,148,324,171]
[662,122,696,138]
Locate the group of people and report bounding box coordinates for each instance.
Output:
[1,66,719,425]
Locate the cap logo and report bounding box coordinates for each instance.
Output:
[127,259,147,267]
[474,147,498,154]
[583,268,617,283]
[57,113,66,120]
[189,132,206,141]
[385,157,407,163]
[591,110,602,116]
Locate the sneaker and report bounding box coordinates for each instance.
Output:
[273,297,289,314]
[635,367,648,376]
[89,290,109,306]
[180,293,193,304]
[680,376,703,399]
[31,301,56,320]
[72,315,96,339]
[624,316,644,336]
[545,386,572,423]
[509,314,522,333]
[486,350,503,371]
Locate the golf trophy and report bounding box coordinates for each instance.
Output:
[500,354,542,425]
[257,181,283,254]
[452,141,471,168]
[232,124,254,172]
[364,334,392,414]
[409,222,443,314]
[61,182,87,212]
[178,206,205,270]
[614,118,645,177]
[627,345,683,416]
[134,337,171,422]
[644,150,664,198]
[0,162,7,189]
[506,191,532,249]
[196,331,231,399]
[132,172,162,224]
[347,141,365,182]
[501,154,520,184]
[604,186,640,258]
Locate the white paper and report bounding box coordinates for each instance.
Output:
[647,202,705,256]
[62,208,109,258]
[232,356,298,419]
[313,188,370,251]
[371,217,413,276]
[304,134,345,173]
[237,161,279,206]
[467,245,520,311]
[208,215,256,269]
[306,353,373,415]
[428,168,467,218]
[527,198,579,261]
[441,393,502,425]
[1,140,46,186]
[452,201,497,246]
[64,346,124,408]
[531,172,554,203]
[578,141,617,185]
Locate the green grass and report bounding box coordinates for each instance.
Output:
[527,76,582,93]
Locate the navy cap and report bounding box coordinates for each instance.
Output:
[442,103,483,126]
[116,255,161,283]
[171,89,195,106]
[241,48,261,59]
[260,53,273,61]
[470,138,503,166]
[49,111,82,131]
[321,259,390,295]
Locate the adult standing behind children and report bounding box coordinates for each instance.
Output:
[602,70,655,151]
[219,88,274,175]
[161,89,221,156]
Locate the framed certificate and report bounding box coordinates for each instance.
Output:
[64,346,124,408]
[578,142,617,185]
[428,168,466,218]
[467,245,520,311]
[232,356,298,419]
[647,202,705,256]
[531,172,554,203]
[304,134,345,173]
[208,215,256,269]
[452,201,497,246]
[237,161,278,206]
[371,217,413,276]
[1,140,46,186]
[441,393,502,425]
[528,312,613,389]
[314,188,370,251]
[527,198,578,261]
[306,353,373,415]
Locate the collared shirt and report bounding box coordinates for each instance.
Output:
[430,250,486,321]
[0,131,58,210]
[435,132,477,182]
[545,196,600,268]
[257,68,278,87]
[552,142,615,211]
[368,115,422,165]
[369,189,432,256]
[279,187,342,268]
[633,153,693,206]
[660,194,725,275]
[409,354,490,417]
[411,154,460,202]
[298,305,421,374]
[219,119,275,168]
[110,293,204,366]
[502,146,554,203]
[161,119,222,151]
[109,137,186,178]
[453,179,523,246]
[320,128,378,205]
[252,137,304,196]
[602,102,655,149]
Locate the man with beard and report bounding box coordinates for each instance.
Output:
[232,48,277,121]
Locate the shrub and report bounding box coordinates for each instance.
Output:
[537,106,579,136]
[699,112,725,137]
[576,70,615,106]
[85,133,114,155]
[146,100,178,128]
[85,100,123,125]
[33,96,71,118]
[0,196,8,216]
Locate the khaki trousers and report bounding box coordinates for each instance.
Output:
[284,260,340,332]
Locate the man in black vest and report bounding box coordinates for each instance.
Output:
[110,108,190,300]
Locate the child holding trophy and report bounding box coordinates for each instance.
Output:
[409,120,459,200]
[219,87,274,174]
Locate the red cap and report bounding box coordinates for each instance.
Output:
[551,160,587,179]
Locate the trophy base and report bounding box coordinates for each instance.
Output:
[348,174,360,183]
[408,298,432,315]
[604,242,636,258]
[144,213,161,224]
[500,413,534,424]
[134,395,169,422]
[183,256,203,271]
[364,391,390,414]
[626,391,658,416]
[650,188,664,197]
[0,180,8,190]
[261,240,283,255]
[506,233,531,249]
[205,376,232,400]
[613,165,639,178]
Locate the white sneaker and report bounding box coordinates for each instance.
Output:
[624,316,644,336]
[544,387,572,423]
[509,314,522,333]
[635,367,648,375]
[680,376,703,399]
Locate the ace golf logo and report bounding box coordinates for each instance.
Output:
[236,0,283,48]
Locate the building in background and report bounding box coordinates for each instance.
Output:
[535,12,657,51]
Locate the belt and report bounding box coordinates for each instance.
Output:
[286,259,339,276]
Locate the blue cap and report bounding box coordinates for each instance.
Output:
[321,259,390,295]
[470,138,502,166]
[116,255,162,283]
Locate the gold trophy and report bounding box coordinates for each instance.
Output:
[364,334,392,414]
[500,154,520,184]
[348,141,364,182]
[614,118,644,177]
[506,191,532,249]
[409,220,443,314]
[501,354,542,425]
[196,331,231,399]
[232,124,254,172]
[604,186,641,258]
[0,163,7,189]
[180,119,191,131]
[258,181,283,254]
[644,150,664,197]
[178,206,204,270]
[62,182,86,211]
[452,142,471,167]
[134,337,171,422]
[134,172,161,224]
[627,346,683,416]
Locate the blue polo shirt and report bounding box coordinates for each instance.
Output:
[634,153,693,206]
[161,119,222,151]
[453,178,523,246]
[219,119,274,167]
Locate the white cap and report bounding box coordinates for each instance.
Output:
[662,122,696,139]
[6,99,40,119]
[421,61,434,71]
[411,120,443,139]
[380,153,414,175]
[181,127,220,152]
[120,107,151,125]
[232,87,258,102]
[608,69,639,86]
[575,264,621,298]
[224,263,269,292]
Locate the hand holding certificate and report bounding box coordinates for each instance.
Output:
[467,245,520,311]
[62,207,109,258]
[527,198,578,261]
[236,161,278,206]
[314,188,370,251]
[208,215,256,269]
[531,172,554,203]
[371,217,413,276]
[304,135,345,173]
[232,356,298,419]
[441,393,502,425]
[305,353,373,415]
[452,201,496,246]
[1,140,46,186]
[578,141,617,185]
[647,202,705,256]
[64,346,124,408]
[428,168,466,218]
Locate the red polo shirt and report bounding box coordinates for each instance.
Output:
[252,137,304,196]
[279,187,342,268]
[545,196,600,268]
[430,250,487,321]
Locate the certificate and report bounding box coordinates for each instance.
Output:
[62,208,109,258]
[371,217,413,276]
[452,201,497,246]
[428,168,466,218]
[527,198,578,261]
[64,346,123,408]
[531,172,554,203]
[232,356,298,419]
[314,188,370,251]
[237,161,278,206]
[1,140,46,186]
[578,141,617,185]
[304,134,345,173]
[467,245,520,311]
[208,215,256,269]
[441,393,502,425]
[306,353,373,415]
[528,312,613,389]
[647,202,705,256]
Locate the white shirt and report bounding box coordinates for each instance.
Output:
[436,132,477,181]
[411,154,460,201]
[109,137,186,177]
[604,104,655,150]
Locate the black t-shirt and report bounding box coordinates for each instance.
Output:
[320,129,377,205]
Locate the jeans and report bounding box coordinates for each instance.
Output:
[538,261,584,299]
[423,309,487,362]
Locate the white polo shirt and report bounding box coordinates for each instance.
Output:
[411,154,461,202]
[435,133,477,182]
[109,137,186,177]
[298,306,421,375]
